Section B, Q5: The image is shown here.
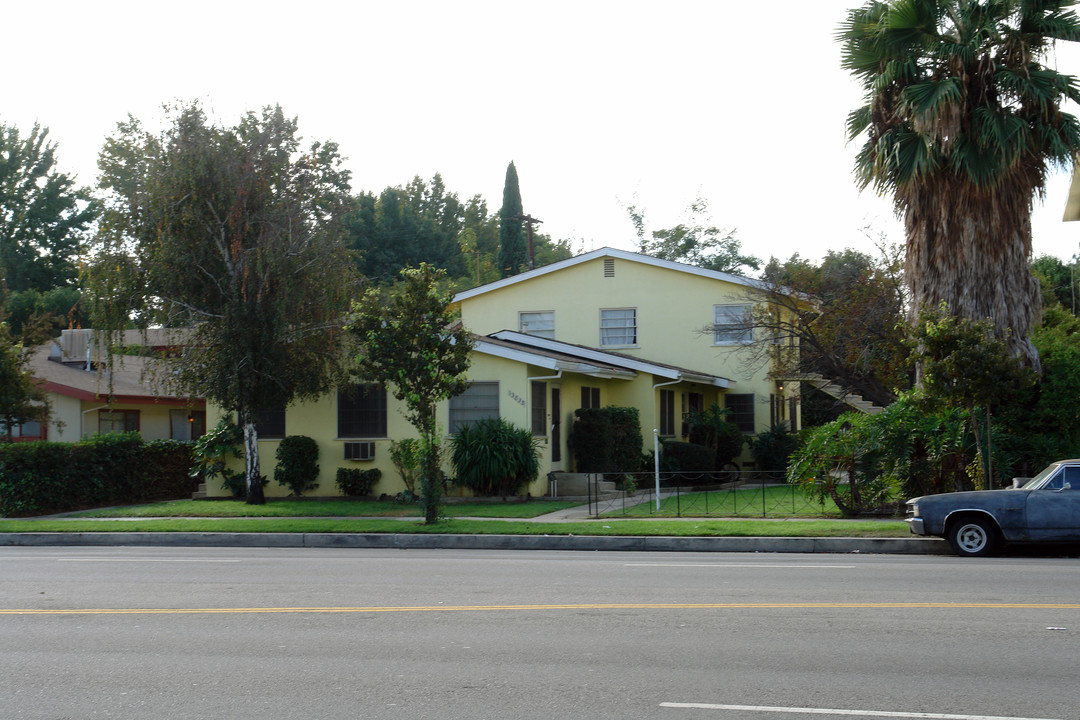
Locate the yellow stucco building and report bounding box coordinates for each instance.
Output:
[205,248,799,498]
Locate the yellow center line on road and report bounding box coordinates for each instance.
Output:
[3,602,1080,616]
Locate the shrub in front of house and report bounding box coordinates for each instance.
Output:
[659,440,716,486]
[335,467,381,496]
[0,433,197,517]
[567,406,643,474]
[274,435,320,496]
[451,418,539,497]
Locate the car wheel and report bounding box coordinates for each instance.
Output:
[947,517,999,557]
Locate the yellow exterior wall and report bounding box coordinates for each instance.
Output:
[44,393,81,442]
[458,254,797,438]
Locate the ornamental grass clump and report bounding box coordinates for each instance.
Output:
[450,418,540,498]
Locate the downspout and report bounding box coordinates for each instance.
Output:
[651,378,682,507]
[525,370,563,428]
[81,405,109,440]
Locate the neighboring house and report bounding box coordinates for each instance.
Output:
[16,329,205,443]
[205,247,799,498]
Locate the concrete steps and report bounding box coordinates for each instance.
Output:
[548,473,617,497]
[192,483,207,500]
[788,373,885,415]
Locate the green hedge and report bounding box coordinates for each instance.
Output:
[0,433,196,517]
[567,406,643,473]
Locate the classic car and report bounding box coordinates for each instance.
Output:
[906,459,1080,556]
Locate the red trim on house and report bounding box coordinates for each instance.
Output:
[37,380,203,407]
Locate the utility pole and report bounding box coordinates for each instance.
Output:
[510,214,543,270]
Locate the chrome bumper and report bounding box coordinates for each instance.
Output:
[906,517,925,535]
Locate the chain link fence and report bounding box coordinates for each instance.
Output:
[586,471,839,518]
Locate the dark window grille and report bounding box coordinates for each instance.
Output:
[338,384,387,438]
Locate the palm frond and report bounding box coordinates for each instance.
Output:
[900,77,964,118]
[849,107,875,143]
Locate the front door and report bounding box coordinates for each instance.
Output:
[550,387,562,469]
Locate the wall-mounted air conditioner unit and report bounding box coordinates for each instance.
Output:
[344,441,375,461]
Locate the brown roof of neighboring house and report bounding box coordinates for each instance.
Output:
[27,343,202,406]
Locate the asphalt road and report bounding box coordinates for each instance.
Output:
[2,547,1079,720]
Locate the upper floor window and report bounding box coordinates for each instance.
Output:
[519,311,554,339]
[449,382,499,434]
[338,384,387,438]
[600,308,637,346]
[714,304,752,345]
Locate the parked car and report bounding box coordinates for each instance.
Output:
[906,459,1080,556]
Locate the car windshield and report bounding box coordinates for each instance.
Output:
[1021,464,1062,489]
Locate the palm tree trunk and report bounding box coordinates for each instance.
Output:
[904,183,1042,372]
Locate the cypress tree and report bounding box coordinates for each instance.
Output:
[497,161,526,278]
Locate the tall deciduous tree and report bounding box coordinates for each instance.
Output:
[497,161,526,277]
[346,174,466,282]
[627,197,760,274]
[348,263,473,523]
[0,121,97,293]
[87,103,355,503]
[0,285,47,441]
[841,0,1080,371]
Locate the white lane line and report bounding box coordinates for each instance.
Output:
[628,564,857,569]
[56,558,242,563]
[659,703,1061,720]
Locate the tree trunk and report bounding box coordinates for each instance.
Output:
[241,414,265,505]
[905,184,1042,371]
[420,437,441,524]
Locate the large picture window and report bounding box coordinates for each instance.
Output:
[338,384,387,438]
[99,409,139,435]
[724,393,755,433]
[254,404,286,439]
[600,308,637,346]
[449,382,499,433]
[714,304,752,345]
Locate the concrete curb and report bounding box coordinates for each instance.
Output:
[0,532,952,554]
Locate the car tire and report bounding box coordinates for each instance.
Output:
[946,517,999,557]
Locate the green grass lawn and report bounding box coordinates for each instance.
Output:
[66,498,581,519]
[604,485,846,519]
[0,516,911,537]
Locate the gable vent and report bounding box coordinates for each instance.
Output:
[344,441,376,461]
[603,258,615,277]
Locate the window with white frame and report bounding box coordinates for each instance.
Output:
[713,304,752,344]
[519,311,554,339]
[449,382,500,433]
[600,308,637,346]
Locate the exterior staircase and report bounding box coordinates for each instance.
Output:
[786,373,885,415]
[192,483,207,499]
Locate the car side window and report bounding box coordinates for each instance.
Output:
[1063,467,1080,490]
[1044,471,1066,490]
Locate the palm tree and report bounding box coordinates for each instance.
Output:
[840,0,1080,371]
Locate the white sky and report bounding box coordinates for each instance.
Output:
[7,0,1080,267]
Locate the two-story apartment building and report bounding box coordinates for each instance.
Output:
[204,247,798,497]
